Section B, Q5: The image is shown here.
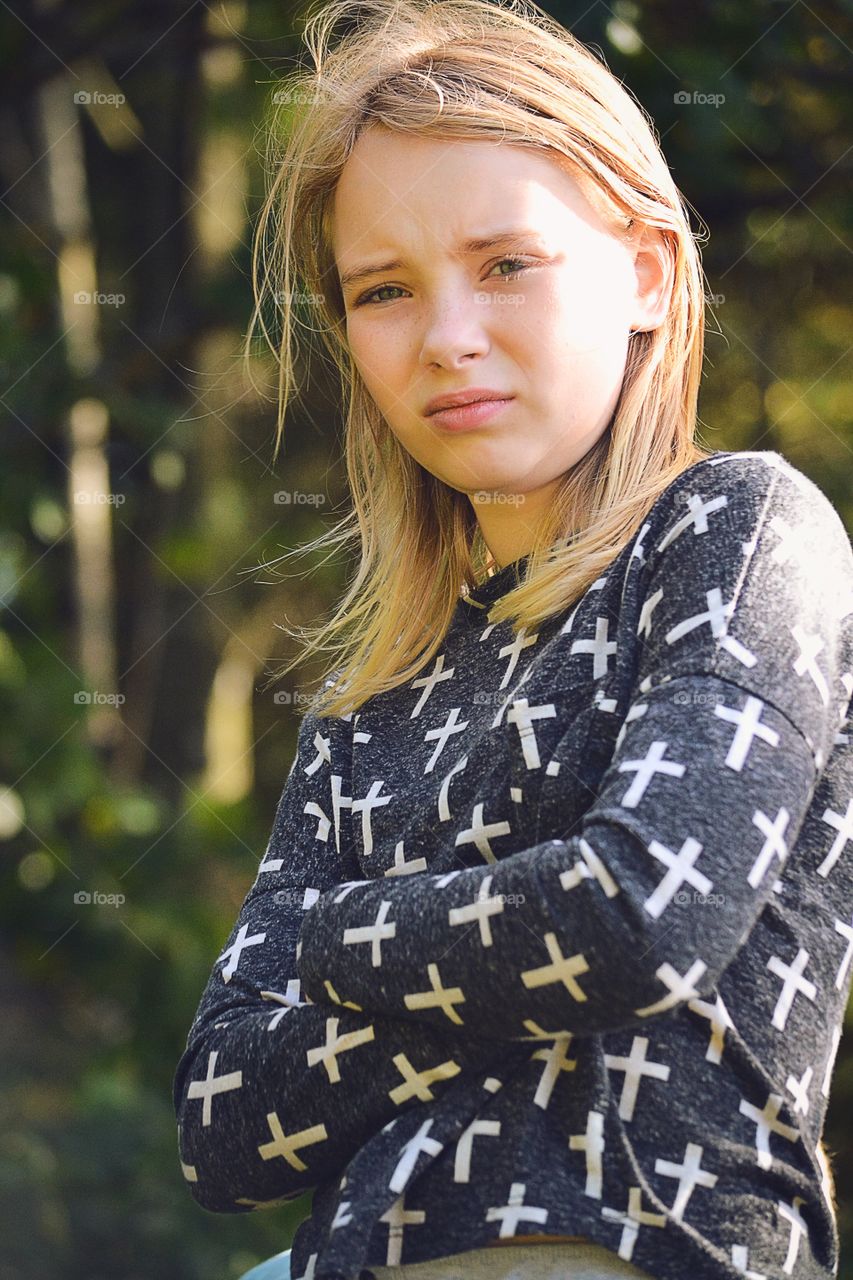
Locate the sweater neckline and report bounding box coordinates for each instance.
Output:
[463,552,534,609]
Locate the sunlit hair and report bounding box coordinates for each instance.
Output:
[245,0,715,720]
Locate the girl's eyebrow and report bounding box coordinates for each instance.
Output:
[338,228,547,292]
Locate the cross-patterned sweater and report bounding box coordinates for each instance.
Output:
[173,448,853,1280]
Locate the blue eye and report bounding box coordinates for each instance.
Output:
[352,257,533,307]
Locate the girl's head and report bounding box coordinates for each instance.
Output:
[250,0,713,718]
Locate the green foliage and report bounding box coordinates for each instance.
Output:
[1,0,851,1275]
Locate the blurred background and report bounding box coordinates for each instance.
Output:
[0,1,850,1277]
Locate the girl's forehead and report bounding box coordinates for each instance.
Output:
[331,131,619,250]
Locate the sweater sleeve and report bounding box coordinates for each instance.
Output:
[172,702,520,1212]
[296,457,853,1043]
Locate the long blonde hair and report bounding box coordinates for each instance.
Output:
[245,0,715,720]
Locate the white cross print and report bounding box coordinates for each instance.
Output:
[634,958,707,1017]
[486,1180,548,1236]
[389,1118,444,1193]
[738,1090,799,1169]
[767,947,817,1030]
[384,841,427,876]
[305,1016,375,1082]
[636,588,662,641]
[454,802,511,862]
[506,698,557,769]
[342,898,396,966]
[569,1109,605,1198]
[453,1118,502,1183]
[423,706,468,773]
[290,1252,318,1280]
[687,993,734,1064]
[604,1035,670,1121]
[833,913,853,991]
[654,1141,718,1220]
[448,873,505,945]
[261,979,303,1028]
[350,780,393,857]
[785,1065,813,1116]
[521,932,590,1001]
[560,836,620,898]
[714,694,780,770]
[778,1194,807,1274]
[330,775,352,853]
[791,624,830,705]
[817,798,853,878]
[388,1052,462,1105]
[217,923,266,983]
[570,616,618,679]
[498,629,537,689]
[186,1050,243,1126]
[601,1185,666,1261]
[379,1193,426,1266]
[403,962,466,1024]
[530,1037,577,1110]
[330,1200,353,1230]
[768,513,807,569]
[658,490,728,551]
[304,729,331,774]
[748,808,791,888]
[645,836,712,919]
[303,797,331,843]
[258,1113,328,1170]
[410,654,455,717]
[617,739,685,808]
[437,755,467,820]
[731,1243,766,1279]
[665,585,733,647]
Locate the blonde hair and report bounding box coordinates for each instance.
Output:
[246,0,715,720]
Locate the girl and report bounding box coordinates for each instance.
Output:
[173,2,853,1278]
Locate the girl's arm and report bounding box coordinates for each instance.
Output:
[296,457,853,1042]
[172,706,521,1214]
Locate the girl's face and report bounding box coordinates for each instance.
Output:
[331,127,669,554]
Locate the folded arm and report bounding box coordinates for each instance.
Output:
[173,707,522,1213]
[296,457,853,1043]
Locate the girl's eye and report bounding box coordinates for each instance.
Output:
[352,257,533,307]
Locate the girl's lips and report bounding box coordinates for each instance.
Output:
[427,397,514,430]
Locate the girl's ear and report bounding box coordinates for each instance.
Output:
[628,225,674,334]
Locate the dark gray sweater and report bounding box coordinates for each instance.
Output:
[173,449,853,1280]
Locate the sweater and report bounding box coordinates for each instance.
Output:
[173,448,853,1280]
